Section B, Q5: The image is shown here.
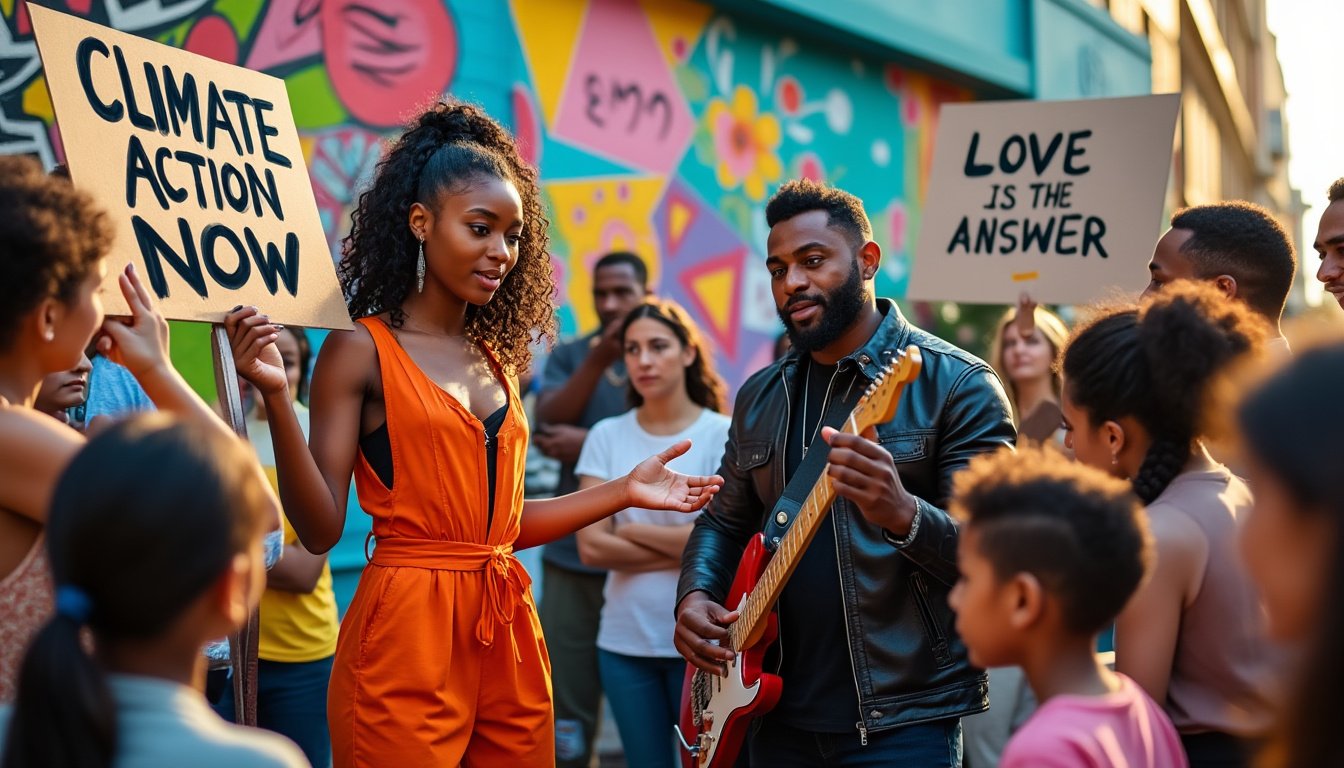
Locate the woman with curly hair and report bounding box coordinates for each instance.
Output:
[226,101,722,767]
[0,156,248,704]
[573,299,729,768]
[1059,281,1276,768]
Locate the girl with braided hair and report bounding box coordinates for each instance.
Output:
[1059,281,1275,768]
[225,101,722,767]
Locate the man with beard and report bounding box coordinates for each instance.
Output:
[674,180,1015,766]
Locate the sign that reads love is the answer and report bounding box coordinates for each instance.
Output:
[907,93,1179,306]
[29,4,351,330]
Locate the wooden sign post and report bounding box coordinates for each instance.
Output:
[907,94,1180,306]
[29,2,353,725]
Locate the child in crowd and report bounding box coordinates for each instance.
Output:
[33,351,92,427]
[0,415,306,768]
[949,444,1186,768]
[1237,341,1344,768]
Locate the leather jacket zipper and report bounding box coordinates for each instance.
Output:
[832,513,869,746]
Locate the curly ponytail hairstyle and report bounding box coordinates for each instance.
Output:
[1061,282,1267,504]
[339,101,555,374]
[620,299,728,413]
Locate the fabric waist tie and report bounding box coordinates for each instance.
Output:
[369,536,530,661]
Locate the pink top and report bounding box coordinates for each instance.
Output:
[0,534,53,703]
[1001,674,1188,768]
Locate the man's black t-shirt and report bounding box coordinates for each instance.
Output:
[768,357,861,732]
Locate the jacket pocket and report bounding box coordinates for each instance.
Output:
[878,434,927,463]
[738,440,773,509]
[736,441,773,471]
[908,571,953,669]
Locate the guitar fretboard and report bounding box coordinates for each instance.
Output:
[728,412,858,652]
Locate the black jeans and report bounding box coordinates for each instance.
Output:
[1181,731,1260,768]
[749,717,963,767]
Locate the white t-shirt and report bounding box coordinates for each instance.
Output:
[576,408,731,657]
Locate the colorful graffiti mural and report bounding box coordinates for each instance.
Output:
[1,0,968,391]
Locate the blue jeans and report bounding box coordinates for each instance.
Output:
[749,716,963,767]
[597,648,684,768]
[214,656,334,768]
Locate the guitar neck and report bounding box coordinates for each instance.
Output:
[729,414,856,652]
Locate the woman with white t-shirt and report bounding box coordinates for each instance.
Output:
[575,300,730,768]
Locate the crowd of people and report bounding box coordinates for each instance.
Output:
[0,98,1341,768]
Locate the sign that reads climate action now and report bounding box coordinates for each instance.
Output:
[29,3,351,329]
[907,94,1180,306]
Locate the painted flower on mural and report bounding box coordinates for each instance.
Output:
[706,86,782,201]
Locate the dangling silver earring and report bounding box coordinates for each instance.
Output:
[416,237,426,293]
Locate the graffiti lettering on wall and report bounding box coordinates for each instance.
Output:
[2,0,968,391]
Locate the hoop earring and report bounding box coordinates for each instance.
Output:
[416,238,426,293]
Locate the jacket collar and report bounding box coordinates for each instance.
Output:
[779,298,911,383]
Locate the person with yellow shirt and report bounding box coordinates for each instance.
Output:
[216,325,337,767]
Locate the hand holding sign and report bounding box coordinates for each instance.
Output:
[1013,292,1038,339]
[96,263,174,378]
[224,306,288,399]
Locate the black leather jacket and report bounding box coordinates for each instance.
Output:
[677,300,1016,736]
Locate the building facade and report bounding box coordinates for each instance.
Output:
[1100,0,1305,303]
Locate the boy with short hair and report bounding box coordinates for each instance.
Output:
[949,446,1187,768]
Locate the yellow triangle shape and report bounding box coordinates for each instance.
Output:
[669,201,692,250]
[691,267,734,337]
[639,0,713,67]
[510,0,588,126]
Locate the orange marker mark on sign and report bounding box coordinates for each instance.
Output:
[1011,271,1040,282]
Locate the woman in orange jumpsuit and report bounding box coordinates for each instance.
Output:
[226,102,722,767]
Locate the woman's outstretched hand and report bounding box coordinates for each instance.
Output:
[625,440,724,513]
[224,306,288,398]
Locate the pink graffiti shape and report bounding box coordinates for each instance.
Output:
[323,0,457,128]
[245,0,323,72]
[551,0,694,175]
[511,84,542,168]
[184,15,239,65]
[796,152,824,182]
[888,202,908,255]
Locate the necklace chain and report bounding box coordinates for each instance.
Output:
[801,359,840,459]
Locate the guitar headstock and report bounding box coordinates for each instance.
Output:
[852,346,923,433]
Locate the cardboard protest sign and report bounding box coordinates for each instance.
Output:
[29,4,351,330]
[907,94,1179,306]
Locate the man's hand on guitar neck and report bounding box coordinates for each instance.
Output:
[820,426,920,538]
[674,591,740,676]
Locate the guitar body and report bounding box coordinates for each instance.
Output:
[678,533,782,768]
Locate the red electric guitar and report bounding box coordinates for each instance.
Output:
[676,347,923,768]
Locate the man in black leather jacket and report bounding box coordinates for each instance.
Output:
[675,180,1015,766]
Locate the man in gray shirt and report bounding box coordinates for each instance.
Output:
[534,251,650,768]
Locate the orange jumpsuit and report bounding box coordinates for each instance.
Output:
[329,318,552,767]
